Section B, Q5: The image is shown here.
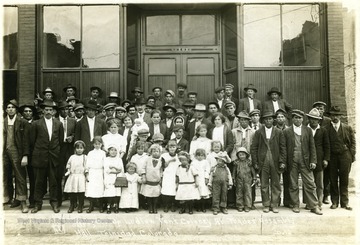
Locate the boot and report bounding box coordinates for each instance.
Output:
[106,204,111,214]
[21,201,29,213]
[77,194,84,213]
[68,194,76,213]
[189,201,193,215]
[87,200,94,213]
[153,198,158,214]
[114,204,119,213]
[148,199,154,214]
[171,202,176,212]
[99,198,106,213]
[179,203,185,214]
[201,199,206,213]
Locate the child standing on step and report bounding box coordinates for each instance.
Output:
[120,162,142,212]
[64,140,87,213]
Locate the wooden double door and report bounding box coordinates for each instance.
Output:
[144,53,220,104]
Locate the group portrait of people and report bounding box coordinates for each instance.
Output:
[3,82,355,216]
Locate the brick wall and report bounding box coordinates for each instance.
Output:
[327,2,347,115]
[18,5,36,105]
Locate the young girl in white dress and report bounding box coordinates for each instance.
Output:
[119,162,142,212]
[189,124,212,159]
[85,136,106,213]
[191,148,211,212]
[161,140,180,212]
[64,140,87,213]
[103,144,124,213]
[102,119,127,159]
[175,151,200,214]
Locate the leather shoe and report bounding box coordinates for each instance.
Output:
[31,206,41,213]
[342,205,352,211]
[330,204,338,209]
[244,207,250,212]
[221,208,228,214]
[213,211,218,215]
[52,206,60,213]
[10,199,21,208]
[21,201,29,213]
[271,207,279,213]
[263,207,270,213]
[311,207,323,215]
[292,207,300,213]
[322,197,330,204]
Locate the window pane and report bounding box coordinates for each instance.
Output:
[82,6,119,68]
[182,15,216,45]
[282,5,321,66]
[244,5,281,67]
[43,6,81,68]
[3,7,18,69]
[146,15,180,45]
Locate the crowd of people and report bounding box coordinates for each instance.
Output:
[3,82,355,216]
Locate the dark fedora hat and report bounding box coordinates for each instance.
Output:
[40,100,57,109]
[236,111,251,120]
[57,100,69,109]
[261,111,276,119]
[19,104,36,114]
[145,103,155,110]
[121,99,131,107]
[66,96,79,103]
[312,101,327,108]
[6,99,19,108]
[267,87,282,96]
[90,86,102,92]
[244,84,257,93]
[131,87,143,94]
[85,100,98,110]
[177,83,187,89]
[134,97,147,105]
[163,105,177,113]
[152,86,162,92]
[63,84,77,92]
[182,100,196,108]
[328,106,343,115]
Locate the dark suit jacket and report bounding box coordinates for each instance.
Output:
[312,127,330,172]
[148,122,169,140]
[58,117,76,165]
[209,125,234,155]
[283,125,317,171]
[250,126,286,173]
[176,138,189,152]
[74,116,107,154]
[326,123,356,161]
[320,116,331,128]
[263,99,292,115]
[187,118,214,141]
[81,97,106,106]
[238,97,262,113]
[3,115,30,157]
[30,118,64,168]
[131,112,152,125]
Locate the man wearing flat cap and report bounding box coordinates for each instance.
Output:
[3,100,31,213]
[251,111,286,214]
[249,109,262,131]
[82,86,105,106]
[312,101,331,128]
[224,101,240,130]
[131,86,144,105]
[74,100,107,154]
[73,103,85,122]
[263,87,292,117]
[239,84,262,114]
[283,109,322,215]
[30,101,64,213]
[187,104,213,141]
[176,83,188,106]
[163,90,178,108]
[224,83,239,112]
[325,106,355,211]
[152,86,163,110]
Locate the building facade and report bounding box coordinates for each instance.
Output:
[2,2,355,122]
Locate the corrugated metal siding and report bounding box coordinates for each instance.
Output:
[243,70,281,101]
[82,71,120,99]
[187,75,214,104]
[42,72,80,101]
[283,70,322,112]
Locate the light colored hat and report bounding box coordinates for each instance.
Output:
[165,90,175,97]
[103,103,117,111]
[236,147,250,158]
[249,109,261,117]
[6,99,19,108]
[236,111,251,120]
[115,106,126,112]
[108,92,120,99]
[138,128,150,136]
[215,151,231,163]
[224,101,236,108]
[66,96,79,103]
[194,103,207,112]
[225,83,234,89]
[42,87,55,95]
[152,133,164,142]
[306,108,322,120]
[312,101,327,108]
[291,109,304,118]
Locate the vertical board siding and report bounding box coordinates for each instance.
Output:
[283,70,321,112]
[187,75,214,104]
[42,72,80,101]
[224,70,238,98]
[82,71,120,100]
[148,75,177,95]
[127,72,140,99]
[243,70,281,101]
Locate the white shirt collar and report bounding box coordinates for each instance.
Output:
[331,121,340,129]
[293,125,302,135]
[87,116,95,121]
[265,126,272,139]
[308,124,320,136]
[7,115,17,125]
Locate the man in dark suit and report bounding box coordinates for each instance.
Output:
[238,84,262,114]
[326,106,355,210]
[57,101,76,207]
[3,100,30,213]
[263,87,292,117]
[250,111,286,213]
[82,86,106,106]
[30,101,64,213]
[74,100,107,154]
[187,104,213,140]
[224,83,239,113]
[214,86,226,114]
[283,109,322,215]
[131,98,152,125]
[148,109,169,141]
[303,108,330,210]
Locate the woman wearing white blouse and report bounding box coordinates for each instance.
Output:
[209,112,234,156]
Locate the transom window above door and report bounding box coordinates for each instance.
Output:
[145,14,217,46]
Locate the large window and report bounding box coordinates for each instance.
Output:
[244,4,320,67]
[3,6,18,69]
[43,5,120,68]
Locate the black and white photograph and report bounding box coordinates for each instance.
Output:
[1,0,358,244]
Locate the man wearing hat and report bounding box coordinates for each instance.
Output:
[82,86,105,106]
[224,83,239,112]
[214,86,226,113]
[131,87,144,105]
[275,109,288,131]
[186,91,198,105]
[263,87,292,116]
[283,109,322,215]
[303,108,330,210]
[74,100,107,154]
[107,92,121,105]
[42,87,55,101]
[187,103,213,141]
[206,101,220,121]
[115,106,127,125]
[162,105,177,131]
[3,100,30,212]
[100,103,117,121]
[163,90,178,108]
[182,100,196,126]
[173,125,189,152]
[325,106,355,210]
[250,111,286,213]
[176,83,188,106]
[57,101,76,206]
[312,101,331,128]
[151,87,163,109]
[19,104,37,123]
[66,96,79,118]
[224,101,240,130]
[132,98,152,125]
[145,102,155,115]
[30,100,64,213]
[63,84,77,100]
[73,103,85,122]
[249,109,262,131]
[239,84,262,114]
